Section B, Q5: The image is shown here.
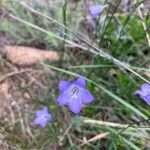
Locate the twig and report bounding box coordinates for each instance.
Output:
[1,57,47,89]
[80,132,109,146]
[0,69,32,83]
[63,124,72,137]
[25,71,48,90]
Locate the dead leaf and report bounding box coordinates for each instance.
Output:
[2,45,60,66]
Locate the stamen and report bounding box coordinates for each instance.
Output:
[72,87,79,95]
[70,87,79,99]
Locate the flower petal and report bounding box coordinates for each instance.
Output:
[89,5,103,18]
[141,95,150,106]
[59,80,71,92]
[46,114,52,121]
[36,110,43,116]
[73,77,86,88]
[40,121,47,128]
[80,88,94,104]
[43,106,48,112]
[57,93,69,106]
[68,97,82,114]
[133,90,143,96]
[33,117,43,125]
[141,84,150,93]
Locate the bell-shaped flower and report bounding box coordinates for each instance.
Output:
[33,106,52,128]
[89,5,104,18]
[57,77,94,114]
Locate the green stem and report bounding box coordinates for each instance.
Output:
[61,0,68,60]
[99,0,121,47]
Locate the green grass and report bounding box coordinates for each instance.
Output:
[0,0,150,149]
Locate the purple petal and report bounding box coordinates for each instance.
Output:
[80,88,94,104]
[57,93,69,106]
[133,90,143,96]
[33,117,44,125]
[59,80,71,92]
[89,5,103,18]
[141,84,150,93]
[46,114,52,121]
[42,106,48,112]
[141,95,150,106]
[68,97,82,114]
[73,77,86,88]
[33,117,48,128]
[36,110,43,116]
[40,121,47,128]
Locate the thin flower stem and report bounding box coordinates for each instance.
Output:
[0,69,32,83]
[137,3,150,47]
[61,0,69,59]
[99,0,121,47]
[114,0,144,51]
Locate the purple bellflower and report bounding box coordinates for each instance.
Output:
[133,83,150,106]
[33,106,52,128]
[57,77,94,114]
[89,5,103,18]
